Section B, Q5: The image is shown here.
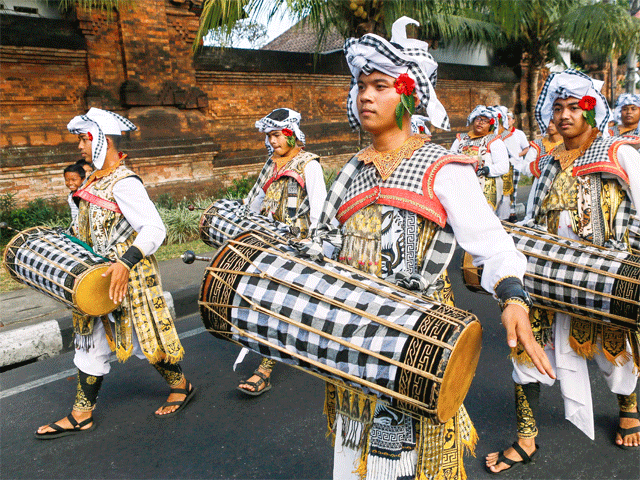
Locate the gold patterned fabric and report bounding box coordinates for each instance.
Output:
[152,360,184,387]
[515,384,538,439]
[75,163,184,365]
[618,393,638,412]
[502,165,514,196]
[358,135,429,181]
[73,370,103,412]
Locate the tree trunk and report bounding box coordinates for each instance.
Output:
[527,62,542,138]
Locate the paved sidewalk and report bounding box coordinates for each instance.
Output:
[0,250,215,368]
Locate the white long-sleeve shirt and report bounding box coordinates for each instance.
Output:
[112,177,166,256]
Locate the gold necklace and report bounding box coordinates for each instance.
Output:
[358,135,428,181]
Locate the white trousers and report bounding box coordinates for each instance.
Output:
[74,317,146,377]
[512,313,638,439]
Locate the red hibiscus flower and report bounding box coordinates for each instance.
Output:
[281,128,294,137]
[418,126,426,134]
[87,132,93,141]
[578,95,597,111]
[394,73,415,96]
[489,118,495,125]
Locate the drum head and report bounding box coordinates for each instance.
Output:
[74,265,121,316]
[437,320,482,423]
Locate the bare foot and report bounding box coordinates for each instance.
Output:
[485,438,537,474]
[238,366,271,394]
[155,377,191,416]
[616,406,640,448]
[36,410,93,435]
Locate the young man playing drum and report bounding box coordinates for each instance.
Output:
[35,108,195,440]
[450,105,511,212]
[486,69,640,474]
[307,16,554,480]
[236,108,327,396]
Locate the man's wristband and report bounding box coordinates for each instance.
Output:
[495,276,532,312]
[119,245,144,269]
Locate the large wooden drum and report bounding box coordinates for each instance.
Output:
[3,226,119,316]
[199,230,482,423]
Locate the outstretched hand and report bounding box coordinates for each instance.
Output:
[501,304,555,379]
[103,262,129,304]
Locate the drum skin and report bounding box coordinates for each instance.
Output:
[3,226,119,316]
[200,230,482,423]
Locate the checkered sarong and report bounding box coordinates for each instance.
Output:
[199,198,293,248]
[506,223,640,330]
[4,227,106,306]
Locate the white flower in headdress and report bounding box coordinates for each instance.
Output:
[534,69,610,136]
[613,93,640,124]
[67,108,137,169]
[255,108,306,155]
[343,16,450,132]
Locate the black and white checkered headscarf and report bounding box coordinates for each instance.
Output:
[613,93,640,124]
[67,108,137,169]
[255,108,306,155]
[534,69,610,135]
[343,16,450,132]
[467,105,496,126]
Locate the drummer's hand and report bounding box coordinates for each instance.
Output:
[103,262,130,304]
[501,304,556,379]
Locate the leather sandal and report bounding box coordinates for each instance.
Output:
[237,369,272,397]
[155,382,196,418]
[486,441,538,475]
[34,413,95,440]
[617,410,640,450]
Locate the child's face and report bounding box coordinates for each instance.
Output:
[64,172,84,192]
[267,130,294,157]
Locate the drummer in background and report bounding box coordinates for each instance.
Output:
[410,114,431,140]
[236,108,328,396]
[305,16,553,480]
[502,111,530,222]
[610,93,640,137]
[62,163,86,232]
[450,105,510,212]
[486,69,640,474]
[516,119,563,181]
[35,108,196,440]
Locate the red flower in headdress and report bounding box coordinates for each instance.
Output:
[394,73,416,96]
[281,128,294,137]
[489,118,495,125]
[418,126,426,134]
[87,132,93,141]
[578,96,597,111]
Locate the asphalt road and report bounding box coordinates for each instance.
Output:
[1,248,639,480]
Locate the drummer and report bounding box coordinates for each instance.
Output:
[486,69,640,474]
[236,108,328,396]
[307,16,553,480]
[450,105,511,212]
[35,108,195,440]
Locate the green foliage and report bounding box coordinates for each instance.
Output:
[158,206,201,245]
[221,176,257,200]
[0,194,71,247]
[156,193,177,210]
[324,168,338,190]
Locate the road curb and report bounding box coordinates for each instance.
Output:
[0,290,192,368]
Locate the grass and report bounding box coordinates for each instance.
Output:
[0,238,213,294]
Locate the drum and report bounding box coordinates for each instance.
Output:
[199,229,482,423]
[3,226,119,316]
[199,198,293,248]
[462,222,640,332]
[630,214,640,255]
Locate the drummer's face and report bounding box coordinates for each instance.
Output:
[267,130,294,157]
[552,97,590,138]
[77,134,92,162]
[357,70,411,135]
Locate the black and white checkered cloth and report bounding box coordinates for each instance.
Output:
[4,227,106,306]
[507,224,640,328]
[200,199,293,247]
[630,214,640,252]
[229,243,437,399]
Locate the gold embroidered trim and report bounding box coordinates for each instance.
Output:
[273,147,302,172]
[85,153,127,185]
[358,135,428,181]
[542,137,563,154]
[551,128,599,171]
[504,298,530,315]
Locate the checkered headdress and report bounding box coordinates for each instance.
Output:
[534,69,610,135]
[255,108,306,155]
[67,108,137,169]
[613,93,640,124]
[343,16,450,132]
[410,115,431,135]
[467,105,496,126]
